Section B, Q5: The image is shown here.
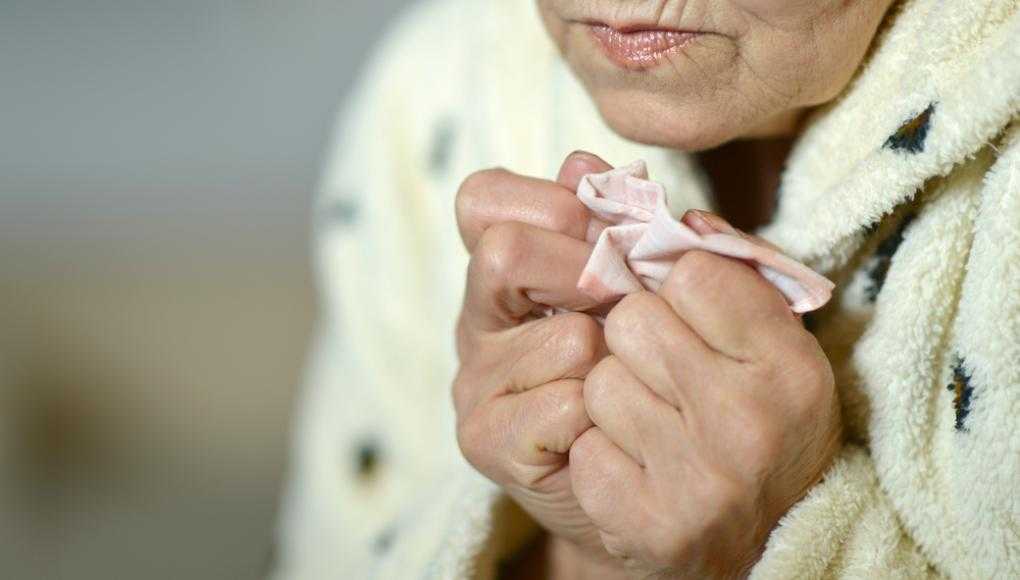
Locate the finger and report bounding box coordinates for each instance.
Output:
[602,291,722,409]
[681,210,805,324]
[505,312,607,393]
[657,250,803,362]
[556,150,613,191]
[583,356,684,467]
[681,209,785,253]
[456,167,592,251]
[510,379,592,463]
[569,427,647,537]
[459,379,592,488]
[464,221,600,332]
[453,311,606,415]
[681,208,739,236]
[558,151,614,241]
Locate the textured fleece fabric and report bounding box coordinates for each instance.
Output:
[272,1,1020,578]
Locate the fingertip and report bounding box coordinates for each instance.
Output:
[556,150,614,191]
[680,209,717,235]
[681,209,740,236]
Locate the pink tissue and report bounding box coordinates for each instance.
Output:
[573,161,834,314]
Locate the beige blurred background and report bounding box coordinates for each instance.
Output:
[0,1,411,578]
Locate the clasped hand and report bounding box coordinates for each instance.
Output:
[453,151,842,579]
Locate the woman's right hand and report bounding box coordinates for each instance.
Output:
[452,152,627,571]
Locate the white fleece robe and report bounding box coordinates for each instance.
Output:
[273,1,1020,578]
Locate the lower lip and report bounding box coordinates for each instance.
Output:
[589,24,699,69]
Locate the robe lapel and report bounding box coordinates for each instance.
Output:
[763,0,1020,272]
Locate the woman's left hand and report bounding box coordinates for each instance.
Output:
[569,213,843,578]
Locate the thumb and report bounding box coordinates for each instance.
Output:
[556,150,614,192]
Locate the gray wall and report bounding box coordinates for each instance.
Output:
[0,1,412,578]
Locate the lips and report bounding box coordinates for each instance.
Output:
[588,24,699,69]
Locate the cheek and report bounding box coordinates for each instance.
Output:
[732,0,891,106]
[730,0,838,25]
[536,0,889,148]
[535,0,569,51]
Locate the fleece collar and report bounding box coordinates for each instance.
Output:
[761,0,1020,272]
[489,0,1020,275]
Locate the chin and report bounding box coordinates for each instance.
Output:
[591,88,757,152]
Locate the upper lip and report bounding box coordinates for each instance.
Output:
[581,19,701,35]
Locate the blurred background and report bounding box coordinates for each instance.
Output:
[0,1,411,577]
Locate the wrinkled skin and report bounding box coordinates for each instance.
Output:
[537,0,896,150]
[454,153,841,579]
[454,154,616,561]
[455,1,893,577]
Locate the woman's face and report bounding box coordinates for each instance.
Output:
[537,0,895,150]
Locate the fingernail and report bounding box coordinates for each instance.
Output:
[686,209,740,235]
[682,209,713,232]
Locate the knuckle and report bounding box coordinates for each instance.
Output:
[567,429,607,511]
[582,357,618,418]
[455,412,489,471]
[545,197,590,237]
[472,221,530,284]
[604,291,659,339]
[567,426,599,471]
[457,409,518,486]
[666,249,724,294]
[454,174,478,221]
[528,380,587,444]
[545,380,588,427]
[456,168,510,237]
[509,391,589,489]
[457,168,507,209]
[554,313,604,370]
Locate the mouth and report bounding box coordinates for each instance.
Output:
[587,23,701,70]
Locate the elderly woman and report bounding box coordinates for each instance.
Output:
[274,1,1020,578]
